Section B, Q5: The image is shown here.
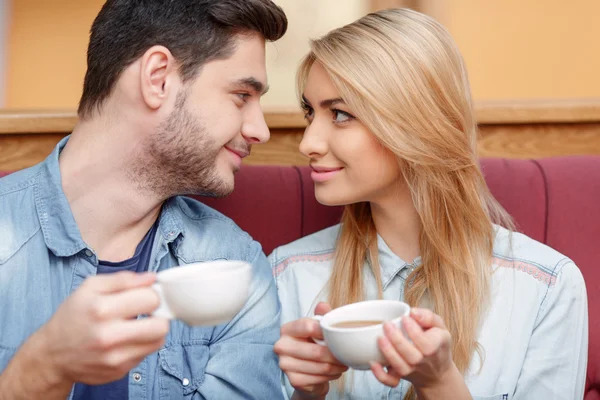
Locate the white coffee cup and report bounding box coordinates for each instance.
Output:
[151,260,251,326]
[312,300,410,370]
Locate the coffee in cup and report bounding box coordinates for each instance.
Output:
[312,300,410,370]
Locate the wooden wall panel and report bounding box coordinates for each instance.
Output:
[1,101,600,172]
[2,126,600,171]
[0,133,67,170]
[478,123,600,158]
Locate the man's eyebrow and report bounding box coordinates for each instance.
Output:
[232,77,269,95]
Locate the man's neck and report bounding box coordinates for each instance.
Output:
[59,124,164,262]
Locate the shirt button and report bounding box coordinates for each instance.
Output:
[182,378,190,386]
[84,249,93,257]
[133,373,142,382]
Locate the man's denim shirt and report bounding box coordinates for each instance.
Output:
[0,138,283,400]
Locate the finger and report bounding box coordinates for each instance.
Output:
[96,287,161,319]
[99,317,170,348]
[281,318,323,340]
[410,308,446,329]
[404,316,448,357]
[104,337,166,371]
[370,361,401,388]
[384,321,423,366]
[279,355,348,377]
[274,336,342,365]
[84,272,157,294]
[377,336,412,377]
[287,371,339,389]
[314,302,332,316]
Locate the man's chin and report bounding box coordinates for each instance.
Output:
[205,186,234,198]
[196,175,234,198]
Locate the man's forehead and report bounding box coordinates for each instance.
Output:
[193,34,267,90]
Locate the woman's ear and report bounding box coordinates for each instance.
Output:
[139,45,178,110]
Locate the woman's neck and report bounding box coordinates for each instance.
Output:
[370,186,421,263]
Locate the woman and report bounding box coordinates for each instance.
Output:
[269,8,587,400]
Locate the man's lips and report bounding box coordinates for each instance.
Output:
[224,146,250,159]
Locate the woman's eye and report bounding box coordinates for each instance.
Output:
[333,109,353,123]
[301,103,314,120]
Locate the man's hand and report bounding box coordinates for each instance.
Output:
[0,272,170,400]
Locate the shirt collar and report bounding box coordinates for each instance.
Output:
[34,136,185,258]
[157,197,185,245]
[34,136,88,257]
[377,234,422,290]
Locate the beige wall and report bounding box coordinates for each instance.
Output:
[438,0,600,100]
[6,0,104,109]
[262,0,367,109]
[4,0,600,109]
[4,0,365,110]
[0,0,10,106]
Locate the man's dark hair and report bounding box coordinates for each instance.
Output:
[78,0,287,118]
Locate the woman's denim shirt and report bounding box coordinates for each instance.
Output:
[269,224,588,400]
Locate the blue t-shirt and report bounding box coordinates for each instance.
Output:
[72,220,159,400]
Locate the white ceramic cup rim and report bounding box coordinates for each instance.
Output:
[317,300,410,333]
[156,260,250,283]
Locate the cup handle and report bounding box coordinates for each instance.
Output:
[310,315,326,346]
[151,283,175,320]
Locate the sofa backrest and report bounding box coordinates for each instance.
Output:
[2,156,599,396]
[199,157,600,398]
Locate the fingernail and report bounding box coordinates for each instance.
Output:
[411,308,422,319]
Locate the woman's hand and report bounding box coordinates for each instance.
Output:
[274,303,348,399]
[370,308,458,391]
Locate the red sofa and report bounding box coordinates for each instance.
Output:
[2,156,599,397]
[199,157,600,399]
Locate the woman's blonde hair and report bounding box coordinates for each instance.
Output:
[297,8,513,398]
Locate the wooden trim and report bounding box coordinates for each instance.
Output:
[263,109,305,128]
[475,99,600,124]
[0,109,78,134]
[2,99,600,135]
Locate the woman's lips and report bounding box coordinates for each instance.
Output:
[310,166,344,182]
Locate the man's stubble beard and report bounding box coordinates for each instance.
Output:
[129,93,232,199]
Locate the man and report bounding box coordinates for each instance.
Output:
[0,1,287,399]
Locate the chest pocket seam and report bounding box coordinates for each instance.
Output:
[158,343,210,396]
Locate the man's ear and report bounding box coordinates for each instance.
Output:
[139,45,178,110]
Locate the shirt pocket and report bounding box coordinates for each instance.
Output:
[157,342,209,399]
